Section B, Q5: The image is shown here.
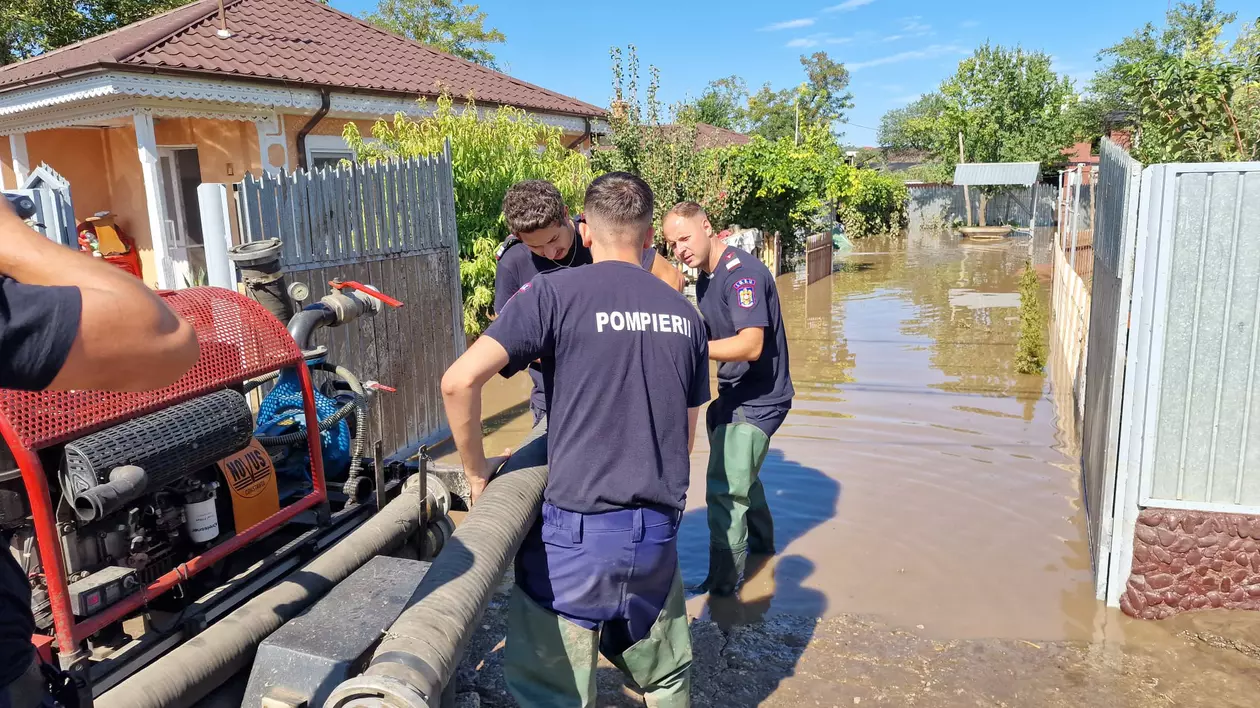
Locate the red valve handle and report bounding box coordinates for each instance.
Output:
[366,382,397,393]
[328,280,404,308]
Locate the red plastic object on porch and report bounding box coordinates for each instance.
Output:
[77,213,143,281]
[0,288,326,666]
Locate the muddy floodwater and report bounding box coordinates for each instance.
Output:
[445,234,1260,706]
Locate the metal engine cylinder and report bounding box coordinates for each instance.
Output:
[63,389,254,521]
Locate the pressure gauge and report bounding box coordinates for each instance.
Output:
[288,281,311,303]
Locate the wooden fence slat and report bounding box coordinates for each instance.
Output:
[241,176,263,243]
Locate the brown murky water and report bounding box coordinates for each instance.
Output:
[441,234,1260,659]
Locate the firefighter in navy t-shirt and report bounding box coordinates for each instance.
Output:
[0,200,198,707]
[663,201,795,596]
[495,180,685,425]
[442,174,708,706]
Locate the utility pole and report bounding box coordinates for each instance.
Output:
[958,131,972,227]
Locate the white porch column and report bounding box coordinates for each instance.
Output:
[9,133,29,187]
[134,112,174,290]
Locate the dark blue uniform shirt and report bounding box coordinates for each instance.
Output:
[0,276,81,687]
[486,260,709,514]
[493,223,660,422]
[695,246,794,436]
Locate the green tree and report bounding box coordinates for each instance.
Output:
[746,51,854,141]
[679,76,748,131]
[936,44,1076,173]
[365,0,505,68]
[343,95,591,334]
[3,0,192,65]
[877,94,945,151]
[594,46,737,234]
[898,44,1074,220]
[1082,1,1258,162]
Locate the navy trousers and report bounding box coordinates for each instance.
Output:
[514,502,681,657]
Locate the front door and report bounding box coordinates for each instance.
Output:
[157,147,206,288]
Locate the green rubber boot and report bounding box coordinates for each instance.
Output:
[503,588,599,708]
[699,420,771,595]
[608,568,692,707]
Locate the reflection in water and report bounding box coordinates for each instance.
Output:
[448,233,1260,662]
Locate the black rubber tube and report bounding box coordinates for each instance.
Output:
[95,480,426,708]
[325,423,549,708]
[288,304,337,352]
[72,465,146,522]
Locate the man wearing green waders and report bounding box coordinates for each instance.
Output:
[663,202,795,596]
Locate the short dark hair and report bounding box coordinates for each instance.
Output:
[583,172,654,236]
[665,201,706,220]
[502,180,567,235]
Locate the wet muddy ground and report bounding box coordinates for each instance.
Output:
[447,235,1260,705]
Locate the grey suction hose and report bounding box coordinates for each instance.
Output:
[96,478,426,708]
[325,423,549,708]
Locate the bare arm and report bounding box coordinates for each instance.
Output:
[440,335,512,502]
[0,208,199,391]
[651,252,686,293]
[688,407,700,454]
[707,327,763,363]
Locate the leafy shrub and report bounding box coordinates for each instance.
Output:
[838,170,909,239]
[344,94,592,335]
[1015,263,1048,375]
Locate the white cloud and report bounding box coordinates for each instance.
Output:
[823,0,875,12]
[787,32,853,48]
[849,44,968,71]
[960,19,980,28]
[761,18,816,31]
[883,17,932,42]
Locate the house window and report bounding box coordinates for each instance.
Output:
[303,135,372,172]
[309,150,354,171]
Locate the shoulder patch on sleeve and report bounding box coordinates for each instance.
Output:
[495,235,522,261]
[504,280,532,307]
[732,277,757,309]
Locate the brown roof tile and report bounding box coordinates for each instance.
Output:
[0,0,604,118]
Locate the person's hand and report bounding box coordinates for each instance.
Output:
[466,474,488,505]
[466,448,512,506]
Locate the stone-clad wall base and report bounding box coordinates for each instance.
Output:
[1121,507,1260,620]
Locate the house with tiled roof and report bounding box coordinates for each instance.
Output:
[0,0,606,288]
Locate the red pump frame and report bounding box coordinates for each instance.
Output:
[0,288,326,664]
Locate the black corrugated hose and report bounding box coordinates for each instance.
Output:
[325,422,549,708]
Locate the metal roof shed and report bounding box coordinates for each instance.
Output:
[953,162,1041,186]
[952,161,1043,233]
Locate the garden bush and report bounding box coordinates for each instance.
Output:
[344,94,592,335]
[838,170,909,239]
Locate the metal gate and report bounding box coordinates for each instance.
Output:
[1080,139,1142,598]
[236,143,465,458]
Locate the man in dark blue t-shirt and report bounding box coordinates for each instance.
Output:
[0,201,199,707]
[663,201,795,597]
[443,173,708,705]
[495,180,685,424]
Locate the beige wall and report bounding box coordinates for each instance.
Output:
[7,118,263,286]
[282,114,377,167]
[26,128,114,217]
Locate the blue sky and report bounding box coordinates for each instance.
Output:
[331,0,1256,146]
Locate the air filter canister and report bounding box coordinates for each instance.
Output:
[63,389,254,503]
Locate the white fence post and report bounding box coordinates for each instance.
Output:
[198,183,236,290]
